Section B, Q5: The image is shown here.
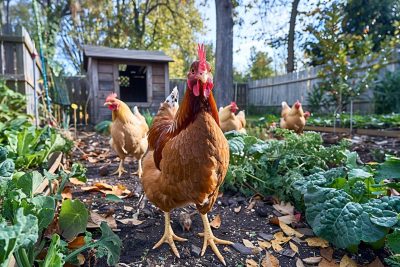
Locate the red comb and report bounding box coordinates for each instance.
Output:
[105,92,117,102]
[198,44,207,72]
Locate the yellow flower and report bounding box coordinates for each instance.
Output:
[71,103,78,110]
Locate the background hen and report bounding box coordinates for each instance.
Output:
[219,101,246,133]
[141,44,232,265]
[280,100,310,134]
[104,94,149,177]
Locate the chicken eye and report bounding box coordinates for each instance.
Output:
[191,68,195,74]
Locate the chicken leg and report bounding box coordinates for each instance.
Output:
[198,213,233,266]
[112,159,127,177]
[153,212,187,258]
[132,158,143,178]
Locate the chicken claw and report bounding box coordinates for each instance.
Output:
[198,213,233,266]
[132,160,143,178]
[153,212,187,258]
[112,160,127,177]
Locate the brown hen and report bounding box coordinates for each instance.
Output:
[141,44,232,265]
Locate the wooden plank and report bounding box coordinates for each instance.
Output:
[113,63,119,95]
[164,64,169,98]
[4,42,15,74]
[304,126,351,134]
[356,129,400,138]
[98,72,114,82]
[99,81,114,91]
[92,59,99,123]
[147,64,152,103]
[98,64,113,73]
[153,64,164,75]
[153,75,164,84]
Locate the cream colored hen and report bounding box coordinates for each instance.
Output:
[219,102,246,133]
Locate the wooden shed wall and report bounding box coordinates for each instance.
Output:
[88,58,169,124]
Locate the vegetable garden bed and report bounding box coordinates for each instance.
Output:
[304,126,400,138]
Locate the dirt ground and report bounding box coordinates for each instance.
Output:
[71,131,396,267]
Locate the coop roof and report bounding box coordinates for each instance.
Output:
[83,45,173,63]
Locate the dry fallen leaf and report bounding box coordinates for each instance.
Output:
[68,236,85,249]
[319,258,339,267]
[210,214,221,229]
[247,200,256,210]
[320,247,334,262]
[258,240,272,249]
[69,178,85,185]
[271,240,283,252]
[278,214,297,224]
[246,259,258,267]
[87,157,99,163]
[77,254,85,265]
[279,221,304,238]
[273,232,292,244]
[261,252,280,267]
[296,258,305,267]
[81,186,100,192]
[339,255,357,267]
[303,257,322,264]
[117,218,144,225]
[243,239,255,248]
[366,257,384,267]
[88,211,117,229]
[123,206,134,212]
[269,216,280,225]
[272,201,294,215]
[94,182,113,190]
[234,206,242,213]
[61,187,73,199]
[305,237,330,248]
[289,242,299,254]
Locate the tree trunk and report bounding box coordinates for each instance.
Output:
[287,0,300,73]
[215,0,233,108]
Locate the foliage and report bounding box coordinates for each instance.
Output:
[2,125,70,170]
[306,113,400,129]
[374,71,400,114]
[142,109,154,127]
[248,47,274,80]
[0,146,121,267]
[343,0,400,51]
[223,129,349,199]
[292,152,400,251]
[305,3,398,113]
[0,80,29,123]
[95,120,112,135]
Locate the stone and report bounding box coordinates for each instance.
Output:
[232,242,253,255]
[258,232,274,241]
[191,244,201,257]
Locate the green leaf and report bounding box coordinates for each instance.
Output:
[304,186,398,249]
[59,199,88,241]
[16,171,44,197]
[387,229,400,254]
[39,234,64,267]
[105,194,123,203]
[0,209,38,265]
[345,151,358,169]
[0,159,15,179]
[348,168,372,180]
[31,196,56,231]
[375,156,400,182]
[0,146,8,162]
[96,222,122,265]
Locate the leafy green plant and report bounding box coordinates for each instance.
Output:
[0,146,121,267]
[292,152,400,251]
[0,80,29,123]
[95,120,112,135]
[224,129,349,199]
[374,71,400,114]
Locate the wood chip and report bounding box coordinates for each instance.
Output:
[320,247,334,262]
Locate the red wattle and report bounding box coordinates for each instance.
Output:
[193,80,200,96]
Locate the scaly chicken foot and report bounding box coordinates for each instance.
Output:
[111,160,127,177]
[153,212,187,258]
[131,159,143,178]
[198,213,233,266]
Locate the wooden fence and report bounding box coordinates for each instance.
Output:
[247,56,400,114]
[0,24,42,119]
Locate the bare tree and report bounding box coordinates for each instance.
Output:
[215,0,234,108]
[287,0,300,73]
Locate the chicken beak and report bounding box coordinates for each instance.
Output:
[104,102,111,106]
[196,71,208,84]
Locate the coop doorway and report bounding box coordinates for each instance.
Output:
[118,64,147,102]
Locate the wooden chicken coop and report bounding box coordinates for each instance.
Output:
[83,45,173,124]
